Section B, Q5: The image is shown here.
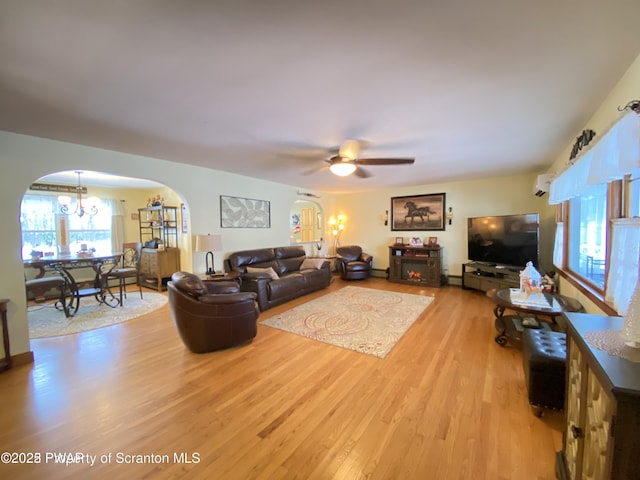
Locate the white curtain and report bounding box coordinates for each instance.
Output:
[108,199,125,252]
[549,154,593,204]
[606,218,640,314]
[549,111,640,205]
[553,222,564,268]
[588,111,640,184]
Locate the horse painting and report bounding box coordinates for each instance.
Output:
[404,201,436,225]
[392,194,446,231]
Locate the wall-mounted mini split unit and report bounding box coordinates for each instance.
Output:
[534,174,555,197]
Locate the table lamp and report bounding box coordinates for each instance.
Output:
[194,234,223,276]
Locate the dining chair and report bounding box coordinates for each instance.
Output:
[106,242,143,306]
[25,274,71,317]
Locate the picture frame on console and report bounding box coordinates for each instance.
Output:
[391,193,446,231]
[409,237,423,247]
[428,236,438,246]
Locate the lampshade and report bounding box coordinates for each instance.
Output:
[194,234,223,276]
[329,162,356,176]
[194,234,222,253]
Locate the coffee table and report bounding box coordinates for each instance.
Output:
[487,288,583,347]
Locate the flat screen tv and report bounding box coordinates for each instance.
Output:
[467,213,539,268]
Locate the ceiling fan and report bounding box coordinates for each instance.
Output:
[308,140,415,178]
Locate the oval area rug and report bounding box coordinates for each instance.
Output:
[28,292,168,339]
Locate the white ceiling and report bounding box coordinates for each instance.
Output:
[1,1,639,192]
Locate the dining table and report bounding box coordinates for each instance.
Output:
[25,251,123,317]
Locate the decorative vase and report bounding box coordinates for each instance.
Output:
[622,278,640,348]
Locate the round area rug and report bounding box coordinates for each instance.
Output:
[28,292,168,339]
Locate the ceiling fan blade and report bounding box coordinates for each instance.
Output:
[300,164,329,176]
[357,158,415,166]
[354,166,372,178]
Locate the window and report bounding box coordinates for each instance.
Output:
[20,194,113,259]
[630,174,640,217]
[567,183,607,289]
[550,110,640,314]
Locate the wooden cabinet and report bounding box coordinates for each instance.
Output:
[139,247,180,291]
[557,313,640,480]
[388,245,442,287]
[138,206,179,248]
[462,262,520,292]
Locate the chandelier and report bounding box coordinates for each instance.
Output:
[58,171,99,217]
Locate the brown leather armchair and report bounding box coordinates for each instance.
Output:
[167,272,259,353]
[335,245,373,280]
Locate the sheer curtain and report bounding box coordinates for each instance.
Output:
[606,218,640,314]
[108,199,125,252]
[553,222,564,268]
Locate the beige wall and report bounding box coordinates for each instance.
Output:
[544,51,640,314]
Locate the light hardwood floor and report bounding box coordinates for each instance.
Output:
[0,278,563,479]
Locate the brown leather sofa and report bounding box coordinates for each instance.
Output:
[225,246,332,310]
[167,271,259,353]
[336,245,373,280]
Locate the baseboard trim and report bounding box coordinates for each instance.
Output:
[371,268,387,278]
[9,350,34,368]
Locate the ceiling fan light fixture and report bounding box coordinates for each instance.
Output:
[329,162,357,176]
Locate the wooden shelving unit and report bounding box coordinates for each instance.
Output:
[138,205,180,291]
[138,205,179,249]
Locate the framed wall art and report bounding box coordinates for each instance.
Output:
[220,195,271,228]
[391,193,446,231]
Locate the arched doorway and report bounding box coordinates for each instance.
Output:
[21,170,187,337]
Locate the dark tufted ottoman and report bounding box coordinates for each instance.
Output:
[522,328,567,416]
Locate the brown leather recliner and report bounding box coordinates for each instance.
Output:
[336,245,373,280]
[167,271,259,353]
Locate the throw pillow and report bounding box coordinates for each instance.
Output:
[246,266,279,280]
[301,258,326,270]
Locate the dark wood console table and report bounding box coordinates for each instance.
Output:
[388,245,442,287]
[557,313,640,479]
[487,288,583,347]
[0,298,11,371]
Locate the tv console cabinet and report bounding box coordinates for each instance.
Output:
[388,245,442,287]
[462,262,520,292]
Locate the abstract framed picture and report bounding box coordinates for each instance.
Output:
[391,193,446,231]
[220,195,271,228]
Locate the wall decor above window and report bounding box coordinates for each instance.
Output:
[220,195,270,228]
[391,193,446,231]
